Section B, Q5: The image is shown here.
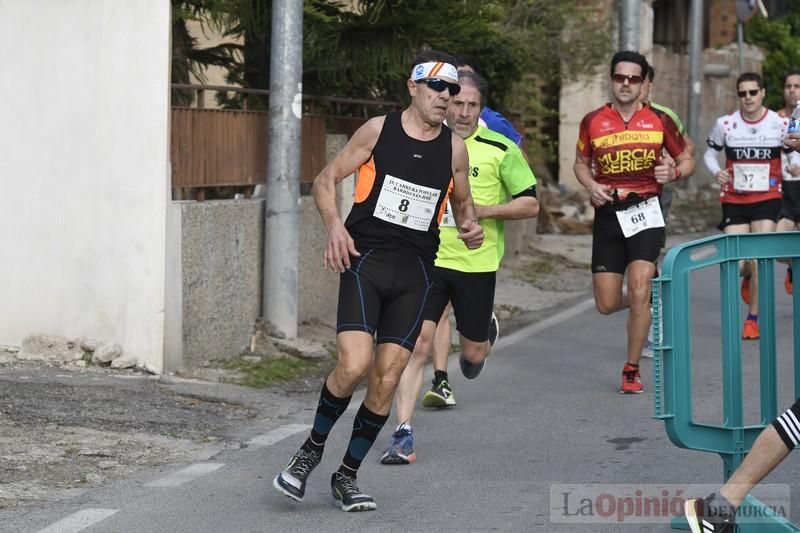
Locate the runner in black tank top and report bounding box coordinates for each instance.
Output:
[273,50,483,513]
[345,111,453,263]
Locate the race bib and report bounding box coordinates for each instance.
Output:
[615,196,665,238]
[733,163,770,191]
[440,200,456,227]
[373,175,441,231]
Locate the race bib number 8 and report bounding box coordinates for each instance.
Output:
[615,196,665,238]
[373,175,441,231]
[733,163,770,192]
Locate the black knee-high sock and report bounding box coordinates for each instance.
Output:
[304,381,351,452]
[339,403,389,474]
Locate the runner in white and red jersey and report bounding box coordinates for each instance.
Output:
[704,71,800,340]
[776,69,800,295]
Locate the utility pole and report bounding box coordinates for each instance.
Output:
[263,0,303,339]
[619,0,641,51]
[734,0,765,75]
[686,0,704,192]
[687,0,703,147]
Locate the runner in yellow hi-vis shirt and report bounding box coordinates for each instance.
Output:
[381,69,539,465]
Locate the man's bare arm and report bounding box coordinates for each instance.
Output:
[312,117,382,231]
[574,148,613,206]
[311,116,383,271]
[449,135,483,249]
[476,196,538,220]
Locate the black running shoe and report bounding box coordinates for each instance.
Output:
[460,353,486,379]
[272,447,322,502]
[488,312,500,346]
[684,493,738,533]
[331,472,377,512]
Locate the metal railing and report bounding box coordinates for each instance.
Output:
[652,232,800,532]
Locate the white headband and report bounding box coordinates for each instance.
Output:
[411,61,459,82]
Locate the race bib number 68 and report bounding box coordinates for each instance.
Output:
[615,196,665,238]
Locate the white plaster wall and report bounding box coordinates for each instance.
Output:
[0,1,171,371]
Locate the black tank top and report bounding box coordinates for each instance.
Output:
[345,111,453,262]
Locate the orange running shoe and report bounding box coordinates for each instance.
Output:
[786,267,793,295]
[742,318,760,340]
[740,275,751,305]
[620,363,643,394]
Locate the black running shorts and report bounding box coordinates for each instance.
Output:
[718,198,782,229]
[779,187,800,223]
[422,267,496,343]
[336,248,432,351]
[591,198,664,274]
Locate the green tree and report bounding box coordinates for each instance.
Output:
[171,0,243,105]
[745,5,800,110]
[172,0,610,110]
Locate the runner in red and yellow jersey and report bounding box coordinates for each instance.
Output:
[574,51,695,394]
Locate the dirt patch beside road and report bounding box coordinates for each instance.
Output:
[0,362,318,512]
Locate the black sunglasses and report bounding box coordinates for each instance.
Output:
[417,78,461,96]
[738,89,761,98]
[611,73,644,85]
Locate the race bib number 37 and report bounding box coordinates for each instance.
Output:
[615,196,665,238]
[733,163,770,192]
[373,175,441,231]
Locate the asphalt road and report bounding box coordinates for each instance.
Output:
[5,265,800,533]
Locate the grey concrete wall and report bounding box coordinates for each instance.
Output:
[180,199,263,369]
[174,134,352,371]
[297,197,341,327]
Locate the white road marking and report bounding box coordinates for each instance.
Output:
[499,298,596,349]
[246,423,311,447]
[145,462,225,488]
[36,508,117,533]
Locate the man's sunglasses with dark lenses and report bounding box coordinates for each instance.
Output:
[417,78,461,96]
[611,73,644,85]
[738,89,761,98]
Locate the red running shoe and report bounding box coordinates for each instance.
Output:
[742,318,759,340]
[620,363,643,394]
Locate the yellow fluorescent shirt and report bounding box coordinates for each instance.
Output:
[437,126,537,272]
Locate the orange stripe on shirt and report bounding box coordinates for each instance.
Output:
[354,157,376,203]
[436,178,454,224]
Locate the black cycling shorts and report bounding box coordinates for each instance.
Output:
[591,197,664,274]
[780,183,800,223]
[718,198,782,229]
[336,248,432,351]
[422,267,496,343]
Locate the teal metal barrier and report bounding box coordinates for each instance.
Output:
[652,232,800,532]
